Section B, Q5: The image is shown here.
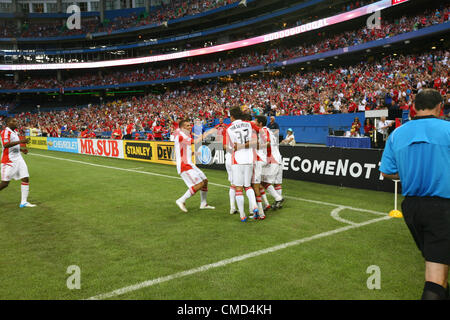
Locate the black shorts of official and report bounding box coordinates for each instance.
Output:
[401,196,450,265]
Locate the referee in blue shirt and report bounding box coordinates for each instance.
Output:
[380,88,450,300]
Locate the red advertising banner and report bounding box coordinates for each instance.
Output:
[78,138,124,158]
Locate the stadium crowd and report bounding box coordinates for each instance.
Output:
[1,49,448,140]
[1,4,448,91]
[0,0,381,38]
[0,0,237,38]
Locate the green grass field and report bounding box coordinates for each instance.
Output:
[0,149,424,300]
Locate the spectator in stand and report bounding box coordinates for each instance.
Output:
[267,116,280,136]
[363,118,375,137]
[280,128,296,146]
[112,124,122,139]
[375,116,393,148]
[124,122,134,140]
[79,127,90,138]
[146,132,155,141]
[350,117,362,136]
[153,122,163,141]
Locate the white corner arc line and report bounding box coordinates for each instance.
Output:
[330,206,358,226]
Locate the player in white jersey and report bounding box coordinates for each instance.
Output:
[226,107,259,222]
[174,119,215,213]
[260,119,284,210]
[0,118,36,208]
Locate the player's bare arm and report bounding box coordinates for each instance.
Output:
[3,137,29,149]
[381,172,400,180]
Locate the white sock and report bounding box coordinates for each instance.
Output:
[245,187,257,211]
[200,187,208,205]
[275,185,282,196]
[261,188,269,206]
[21,182,29,204]
[229,186,236,211]
[178,187,195,203]
[256,196,265,217]
[267,185,282,201]
[235,190,246,219]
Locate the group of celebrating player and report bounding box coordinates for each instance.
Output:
[1,109,284,220]
[174,106,285,222]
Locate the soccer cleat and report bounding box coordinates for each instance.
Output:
[230,209,238,215]
[176,199,188,212]
[200,203,215,210]
[19,202,36,208]
[250,214,260,220]
[258,214,266,220]
[275,198,285,209]
[240,217,248,222]
[264,204,272,211]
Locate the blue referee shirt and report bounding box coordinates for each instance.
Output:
[380,116,450,198]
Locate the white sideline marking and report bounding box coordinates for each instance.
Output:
[28,152,387,215]
[128,167,144,170]
[86,215,391,300]
[28,152,392,299]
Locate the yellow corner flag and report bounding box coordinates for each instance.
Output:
[389,210,403,218]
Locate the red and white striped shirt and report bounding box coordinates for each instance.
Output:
[263,127,282,164]
[1,127,22,164]
[174,129,194,174]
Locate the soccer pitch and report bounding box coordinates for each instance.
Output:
[0,149,423,300]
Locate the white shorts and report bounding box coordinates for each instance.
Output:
[1,158,29,182]
[231,164,253,188]
[180,166,207,188]
[225,153,233,184]
[251,161,264,184]
[262,163,283,185]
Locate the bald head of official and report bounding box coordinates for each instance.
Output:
[414,89,444,117]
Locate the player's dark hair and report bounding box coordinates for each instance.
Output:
[255,115,267,127]
[242,112,252,121]
[414,89,443,111]
[5,117,14,126]
[229,107,242,120]
[178,119,189,128]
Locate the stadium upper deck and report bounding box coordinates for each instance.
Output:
[0,0,377,63]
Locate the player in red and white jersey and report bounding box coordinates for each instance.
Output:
[0,118,36,208]
[226,107,259,222]
[214,117,228,144]
[250,115,275,219]
[202,118,237,215]
[241,108,268,219]
[260,120,284,210]
[174,119,215,213]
